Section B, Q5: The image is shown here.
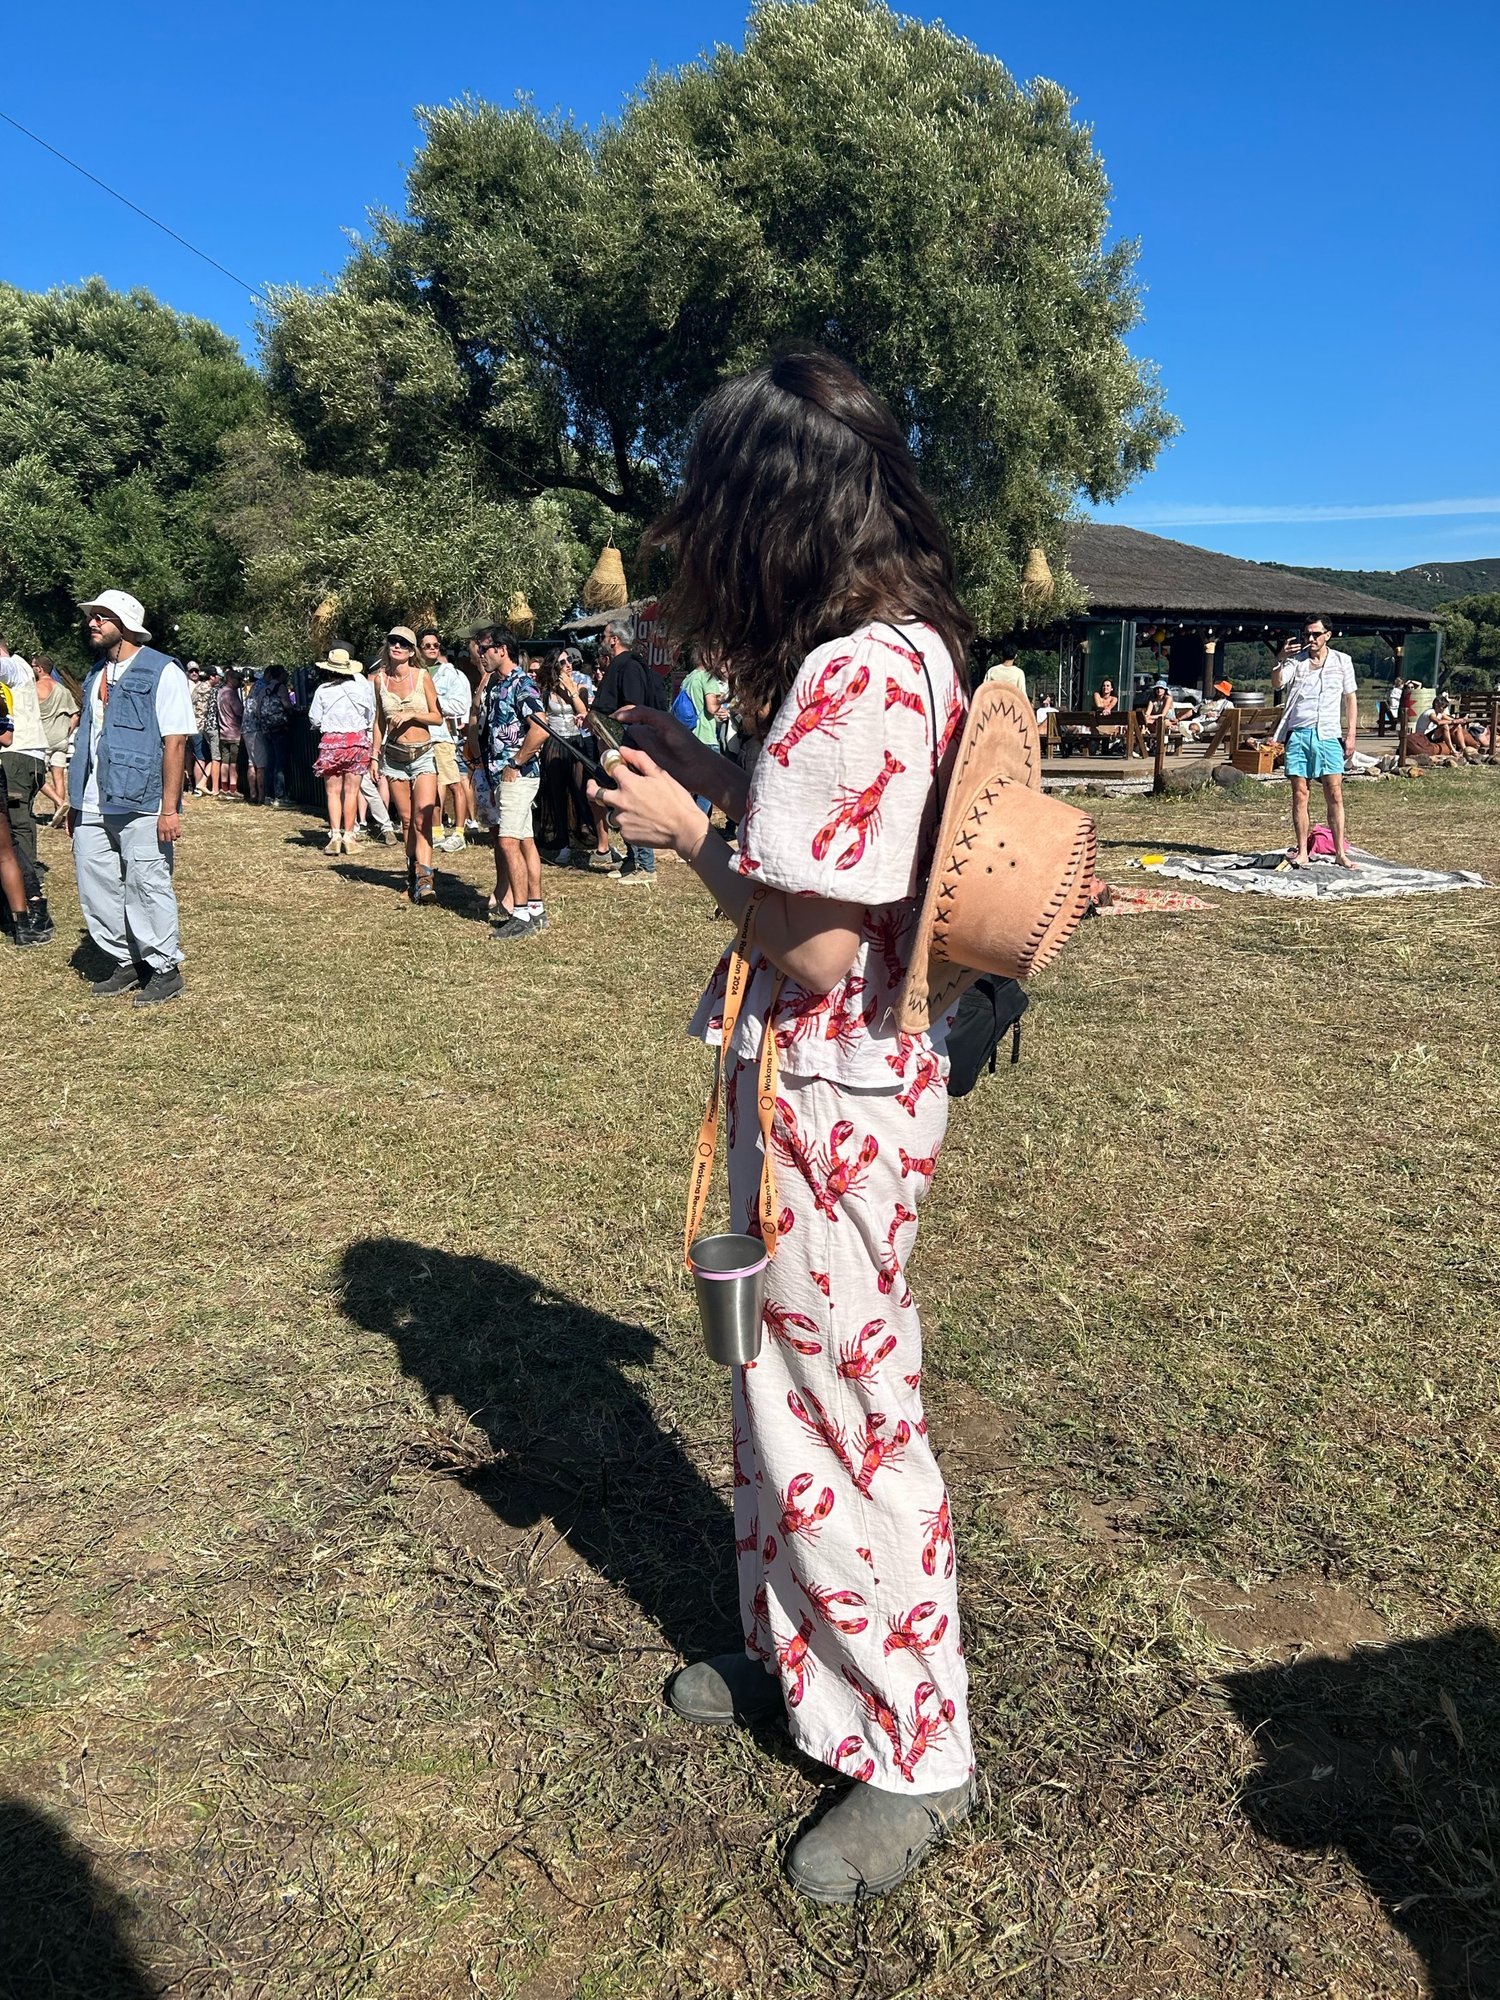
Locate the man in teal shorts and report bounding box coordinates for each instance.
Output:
[1272,617,1359,867]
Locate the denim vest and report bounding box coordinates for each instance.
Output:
[69,646,172,814]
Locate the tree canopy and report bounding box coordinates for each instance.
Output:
[0,280,262,666]
[265,0,1175,632]
[1437,592,1500,694]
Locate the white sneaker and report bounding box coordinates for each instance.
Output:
[324,832,342,853]
[610,869,656,887]
[437,832,466,853]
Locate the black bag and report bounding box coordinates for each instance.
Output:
[945,976,1029,1098]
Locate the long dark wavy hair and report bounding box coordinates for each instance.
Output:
[645,348,972,728]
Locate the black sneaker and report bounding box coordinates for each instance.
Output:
[133,966,185,1008]
[528,908,548,931]
[12,910,53,949]
[91,961,145,997]
[488,912,535,942]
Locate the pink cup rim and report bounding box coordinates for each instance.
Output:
[689,1236,769,1282]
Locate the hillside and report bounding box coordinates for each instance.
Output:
[1264,557,1500,610]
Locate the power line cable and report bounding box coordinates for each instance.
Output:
[0,108,265,304]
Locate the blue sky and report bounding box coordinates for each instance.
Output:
[5,0,1497,570]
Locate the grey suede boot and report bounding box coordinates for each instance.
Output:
[666,1652,785,1728]
[786,1777,976,1903]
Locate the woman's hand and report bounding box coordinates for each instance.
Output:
[592,745,706,860]
[613,704,717,795]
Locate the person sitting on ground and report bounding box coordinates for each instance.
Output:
[32,655,80,824]
[371,625,444,903]
[1417,692,1481,764]
[309,647,377,854]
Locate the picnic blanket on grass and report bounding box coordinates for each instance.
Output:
[1134,847,1489,901]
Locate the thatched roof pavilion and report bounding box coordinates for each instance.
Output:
[1031,524,1439,699]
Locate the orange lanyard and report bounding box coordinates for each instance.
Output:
[683,888,786,1268]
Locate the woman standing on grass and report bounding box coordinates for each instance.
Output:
[216,670,244,799]
[598,349,975,1904]
[32,656,79,823]
[309,648,377,854]
[371,625,443,902]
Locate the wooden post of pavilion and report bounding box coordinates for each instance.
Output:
[1201,634,1221,697]
[1152,713,1168,794]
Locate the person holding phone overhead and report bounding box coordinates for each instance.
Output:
[597,349,975,1904]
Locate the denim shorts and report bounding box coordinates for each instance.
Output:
[381,744,439,784]
[1283,728,1344,780]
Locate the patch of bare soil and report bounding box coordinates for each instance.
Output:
[1185,1573,1388,1658]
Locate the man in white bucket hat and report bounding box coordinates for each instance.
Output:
[69,589,194,1005]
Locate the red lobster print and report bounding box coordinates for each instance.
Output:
[762,1533,778,1564]
[731,1422,752,1489]
[885,1031,920,1080]
[897,1047,942,1117]
[830,1736,877,1784]
[786,1388,852,1475]
[821,976,868,1057]
[852,1412,912,1495]
[763,1300,823,1356]
[876,1205,918,1303]
[734,793,763,872]
[884,674,928,724]
[841,1666,904,1763]
[897,1681,958,1783]
[796,1576,869,1635]
[811,751,906,873]
[866,908,907,990]
[777,1472,836,1543]
[811,1270,832,1299]
[837,1318,897,1385]
[734,1515,758,1557]
[883,1601,949,1665]
[767,654,870,767]
[899,1147,939,1183]
[920,1497,954,1579]
[777,1615,816,1707]
[816,1121,880,1218]
[748,1583,772,1661]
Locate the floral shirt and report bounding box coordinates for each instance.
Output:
[478,666,545,780]
[688,621,966,1089]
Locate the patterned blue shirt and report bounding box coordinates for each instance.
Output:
[479,667,545,780]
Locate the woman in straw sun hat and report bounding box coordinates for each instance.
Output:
[593,348,979,1905]
[308,647,377,854]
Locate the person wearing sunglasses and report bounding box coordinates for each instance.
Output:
[371,625,444,902]
[1272,618,1358,867]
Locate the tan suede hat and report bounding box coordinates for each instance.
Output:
[899,683,1097,1032]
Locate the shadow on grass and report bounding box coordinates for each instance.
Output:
[0,1799,157,1998]
[339,1238,737,1661]
[1225,1626,1500,2000]
[329,862,493,923]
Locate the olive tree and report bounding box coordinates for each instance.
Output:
[264,0,1174,630]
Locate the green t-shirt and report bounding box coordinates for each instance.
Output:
[681,667,728,746]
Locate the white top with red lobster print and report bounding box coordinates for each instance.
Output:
[688,620,966,1090]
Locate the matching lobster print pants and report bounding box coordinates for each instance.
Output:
[726,1057,973,1794]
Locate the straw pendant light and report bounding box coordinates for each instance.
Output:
[1021,544,1055,609]
[582,538,629,613]
[310,591,341,648]
[507,591,535,637]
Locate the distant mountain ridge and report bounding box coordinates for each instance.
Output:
[1263,557,1500,611]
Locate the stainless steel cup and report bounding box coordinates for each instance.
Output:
[688,1232,768,1366]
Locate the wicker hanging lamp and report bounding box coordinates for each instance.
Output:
[1021,544,1055,609]
[310,591,341,648]
[581,539,629,613]
[507,590,535,637]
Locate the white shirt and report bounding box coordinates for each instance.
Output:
[308,676,377,735]
[80,652,195,820]
[1275,649,1357,740]
[0,653,47,759]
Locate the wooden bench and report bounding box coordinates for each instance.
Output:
[1202,704,1284,760]
[1044,708,1143,759]
[1458,689,1500,754]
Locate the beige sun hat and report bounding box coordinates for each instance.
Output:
[899,682,1097,1032]
[78,588,151,641]
[316,647,363,677]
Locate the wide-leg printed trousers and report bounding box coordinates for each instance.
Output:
[725,1057,973,1794]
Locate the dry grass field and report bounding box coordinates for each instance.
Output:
[4,769,1499,1999]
